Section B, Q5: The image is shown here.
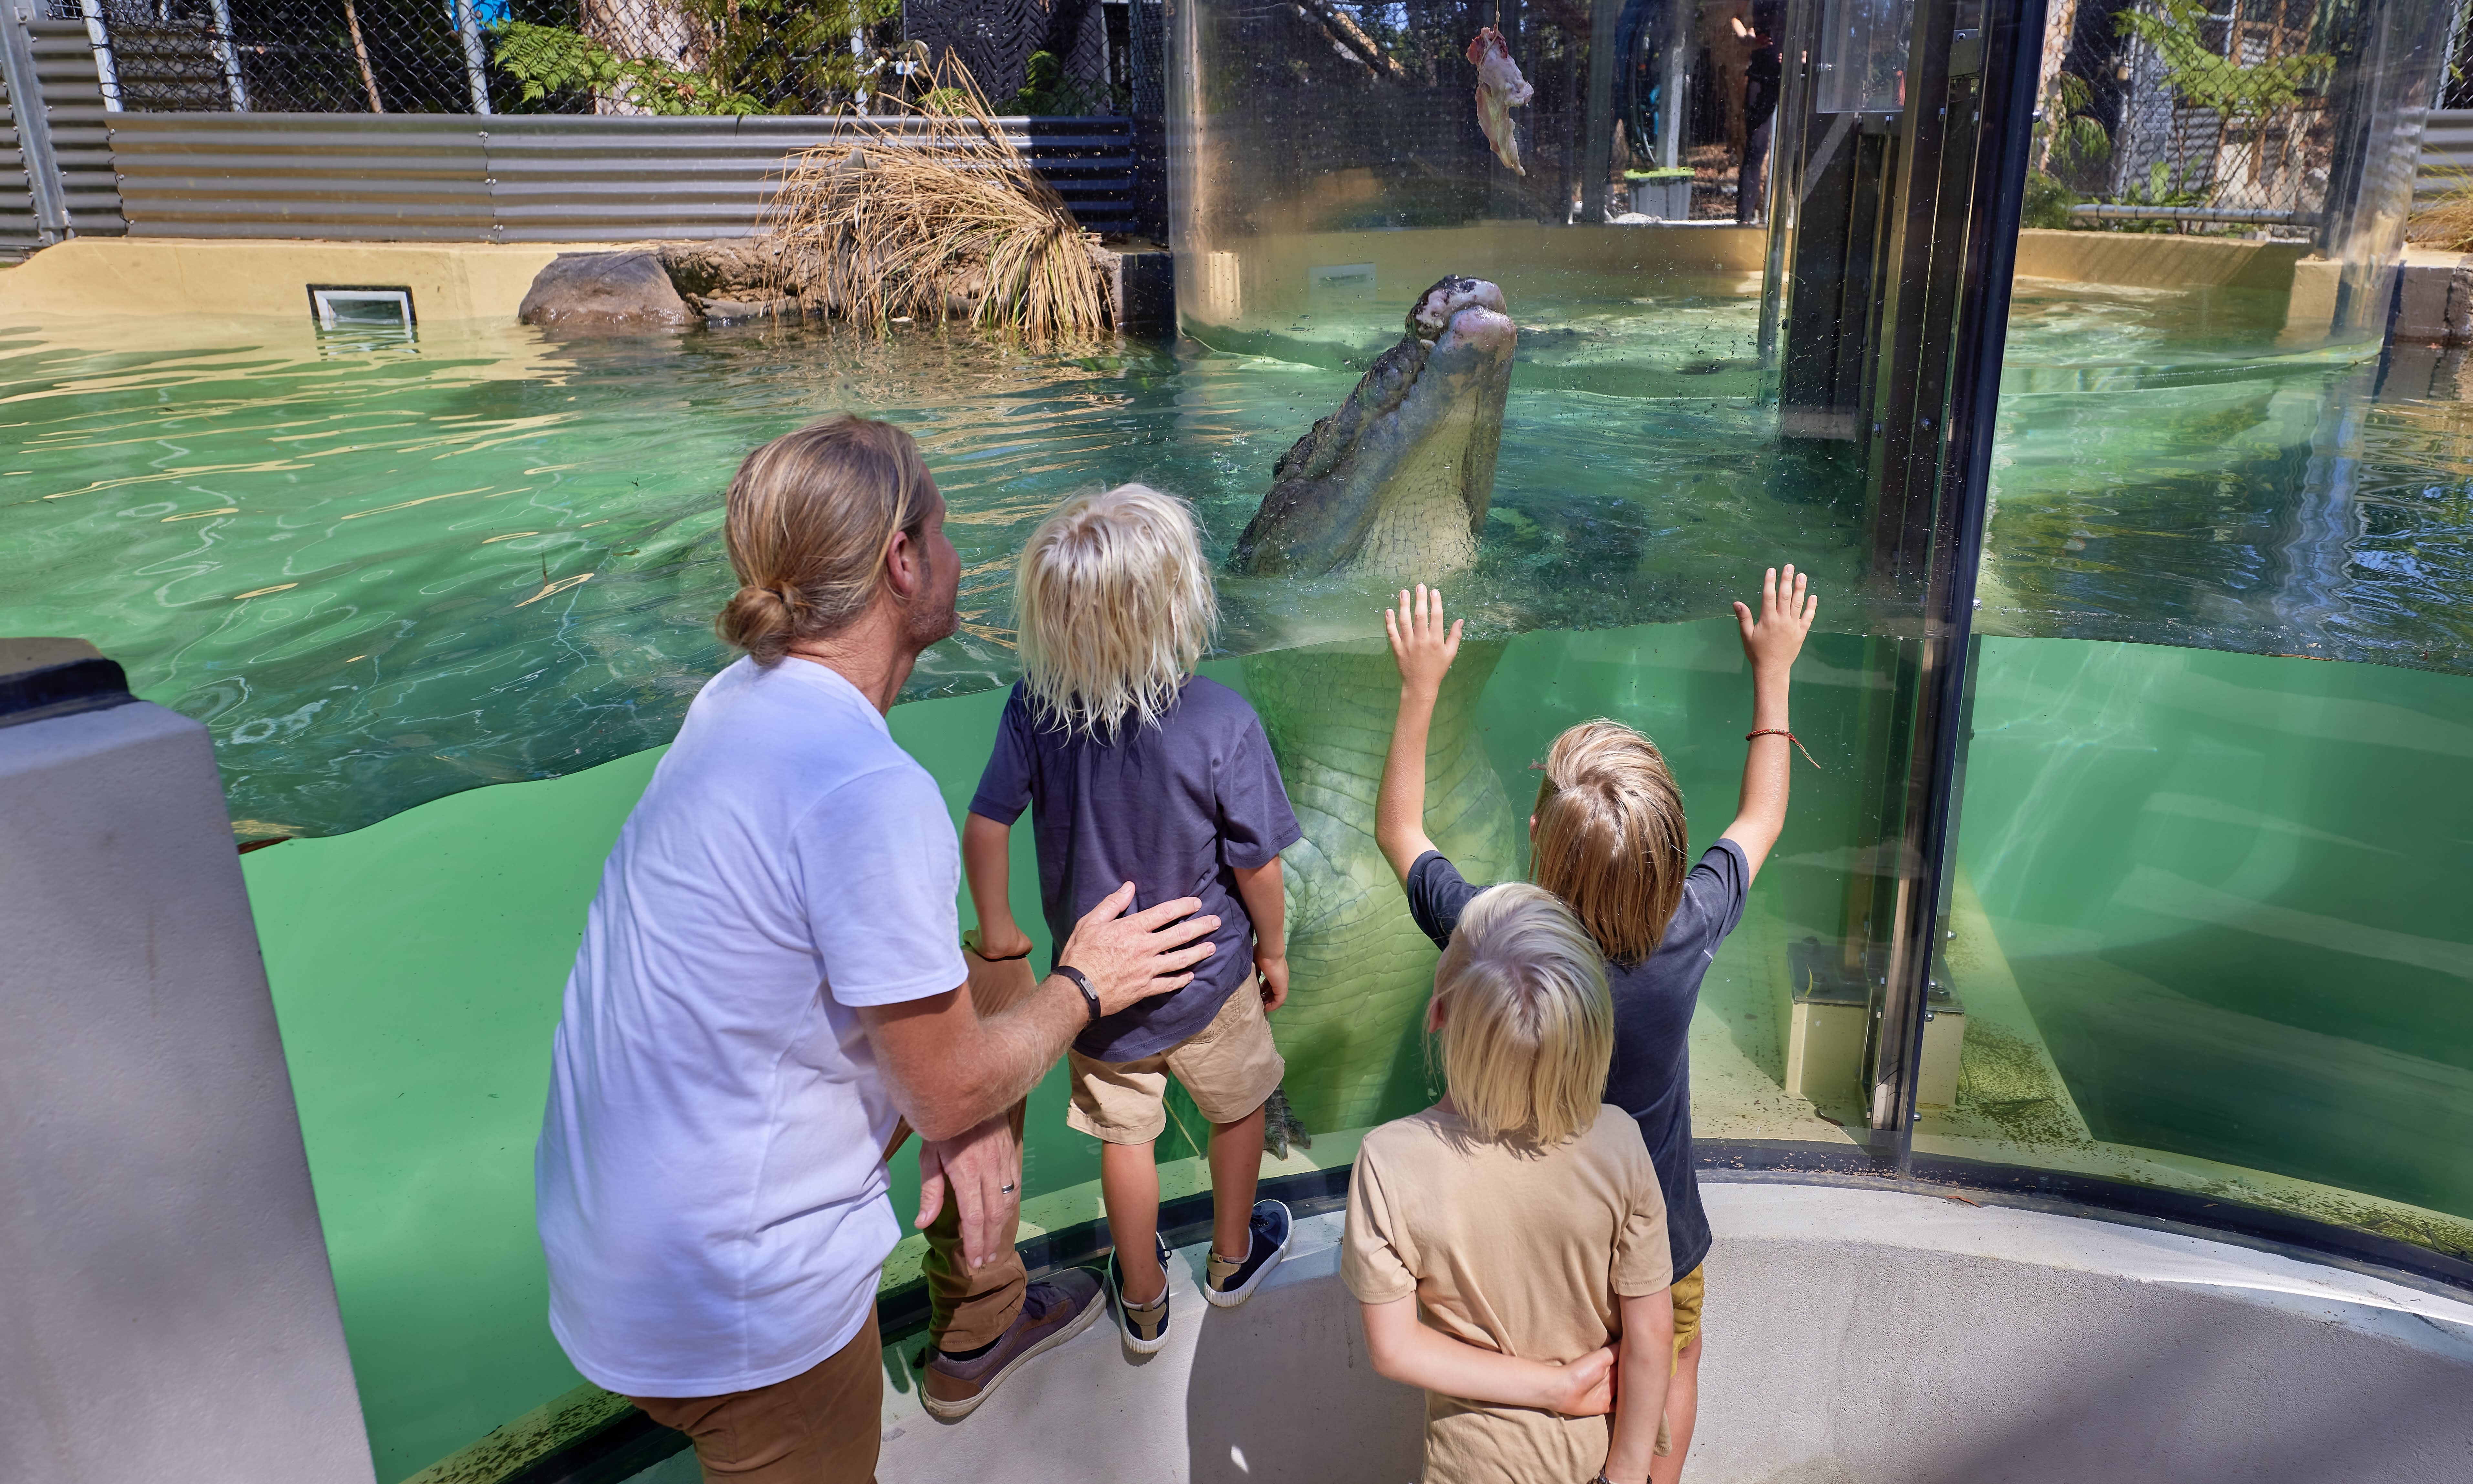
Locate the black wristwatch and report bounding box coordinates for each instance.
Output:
[1054,964,1102,1021]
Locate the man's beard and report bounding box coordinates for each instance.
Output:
[902,588,960,651]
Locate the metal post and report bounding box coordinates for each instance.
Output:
[78,0,121,111]
[1868,0,2046,1153]
[1660,0,1687,169]
[1,0,71,239]
[452,0,491,114]
[206,0,247,110]
[1583,0,1624,220]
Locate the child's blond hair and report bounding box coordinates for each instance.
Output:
[1014,484,1218,739]
[1433,883,1615,1147]
[1530,720,1690,965]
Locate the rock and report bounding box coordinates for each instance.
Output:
[654,239,812,324]
[698,297,800,325]
[657,239,779,301]
[517,250,696,330]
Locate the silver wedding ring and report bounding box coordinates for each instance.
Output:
[999,1183,1016,1194]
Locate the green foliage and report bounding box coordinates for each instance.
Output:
[2037,72,2112,175]
[490,21,761,114]
[491,0,901,116]
[2115,0,2332,120]
[2023,171,2079,230]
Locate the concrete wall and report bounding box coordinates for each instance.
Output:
[875,1185,2473,1483]
[0,237,598,322]
[0,698,375,1484]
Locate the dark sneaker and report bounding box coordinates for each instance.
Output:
[920,1268,1106,1420]
[1204,1199,1291,1309]
[1108,1233,1174,1355]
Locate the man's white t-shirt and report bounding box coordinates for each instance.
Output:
[536,655,967,1398]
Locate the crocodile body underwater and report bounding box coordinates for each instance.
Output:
[1238,277,1525,1134]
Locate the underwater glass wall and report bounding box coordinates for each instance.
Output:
[0,0,2465,1475]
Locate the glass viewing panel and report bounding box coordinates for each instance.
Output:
[2,0,2468,1475]
[1938,0,2473,1263]
[1813,0,1915,115]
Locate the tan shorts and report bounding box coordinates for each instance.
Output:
[1066,975,1284,1144]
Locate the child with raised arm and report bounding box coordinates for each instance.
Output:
[1375,568,1818,1484]
[1344,882,1668,1484]
[964,485,1304,1361]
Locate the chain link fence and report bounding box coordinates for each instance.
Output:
[57,0,1143,116]
[2028,0,2362,233]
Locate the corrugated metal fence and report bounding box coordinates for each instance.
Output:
[4,16,1137,254]
[3,17,125,250]
[2419,109,2473,201]
[106,112,1137,240]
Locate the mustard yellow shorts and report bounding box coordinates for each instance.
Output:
[1066,975,1284,1143]
[1671,1262,1706,1358]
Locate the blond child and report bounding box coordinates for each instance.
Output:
[1374,568,1818,1483]
[1345,882,1673,1484]
[964,485,1303,1359]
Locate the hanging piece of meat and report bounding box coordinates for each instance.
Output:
[1466,27,1534,176]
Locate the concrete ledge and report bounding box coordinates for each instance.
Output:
[2013,228,2311,291]
[2391,245,2473,344]
[0,237,623,322]
[874,1185,2473,1483]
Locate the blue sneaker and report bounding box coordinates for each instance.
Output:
[1204,1199,1291,1308]
[1109,1232,1174,1355]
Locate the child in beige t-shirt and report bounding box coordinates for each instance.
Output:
[1343,883,1674,1484]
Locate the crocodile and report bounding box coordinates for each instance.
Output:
[1238,276,1525,1135]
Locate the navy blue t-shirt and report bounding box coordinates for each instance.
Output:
[1402,840,1749,1279]
[969,677,1302,1062]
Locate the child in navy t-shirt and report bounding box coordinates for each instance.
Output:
[1372,570,1818,1479]
[965,484,1303,1356]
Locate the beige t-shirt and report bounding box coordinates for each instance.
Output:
[1343,1103,1673,1484]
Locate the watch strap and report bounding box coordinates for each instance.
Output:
[1054,964,1101,1022]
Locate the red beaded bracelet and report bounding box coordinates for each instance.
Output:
[1746,727,1822,768]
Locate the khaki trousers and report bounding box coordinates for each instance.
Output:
[910,944,1038,1352]
[631,1309,883,1483]
[915,1096,1029,1352]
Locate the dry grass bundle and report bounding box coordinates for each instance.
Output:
[2409,169,2473,253]
[760,55,1111,341]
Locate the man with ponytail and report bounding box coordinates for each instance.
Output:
[536,415,1223,1482]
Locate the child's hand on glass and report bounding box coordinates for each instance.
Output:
[1732,563,1817,674]
[1256,948,1289,1012]
[1384,583,1463,697]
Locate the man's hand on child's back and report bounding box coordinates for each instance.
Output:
[1256,950,1289,1012]
[1732,563,1817,673]
[1058,882,1221,1017]
[1385,584,1463,696]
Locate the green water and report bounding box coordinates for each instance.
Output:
[1953,638,2473,1224]
[6,285,2467,841]
[0,310,1845,838]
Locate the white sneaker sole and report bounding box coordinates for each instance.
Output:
[1203,1219,1290,1309]
[920,1279,1108,1421]
[1113,1249,1173,1355]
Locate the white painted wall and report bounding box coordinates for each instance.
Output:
[877,1184,2473,1483]
[0,701,375,1484]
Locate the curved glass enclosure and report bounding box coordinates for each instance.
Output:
[0,0,2466,1475]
